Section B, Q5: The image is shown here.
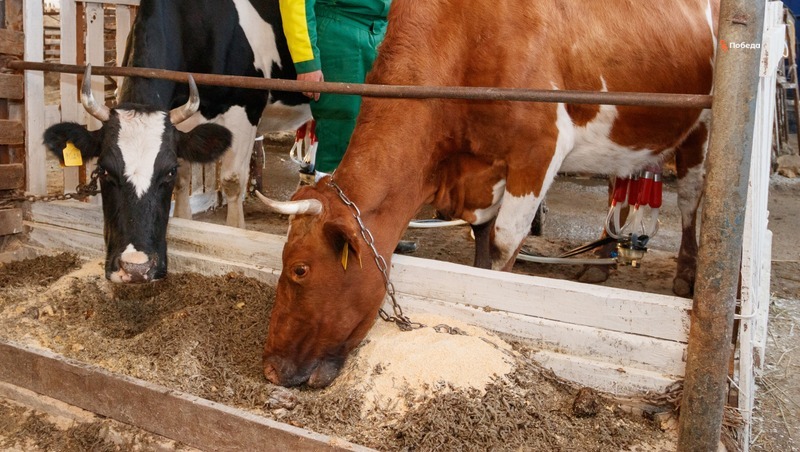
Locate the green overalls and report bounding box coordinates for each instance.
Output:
[279,0,391,173]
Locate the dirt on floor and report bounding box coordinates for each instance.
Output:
[0,254,674,451]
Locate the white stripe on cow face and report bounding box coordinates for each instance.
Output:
[232,0,281,76]
[116,109,167,198]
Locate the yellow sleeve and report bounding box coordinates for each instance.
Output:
[279,0,320,72]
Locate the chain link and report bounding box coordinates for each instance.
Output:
[328,179,423,332]
[2,167,103,205]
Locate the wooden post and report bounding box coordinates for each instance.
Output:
[677,0,766,450]
[60,0,80,192]
[22,0,45,195]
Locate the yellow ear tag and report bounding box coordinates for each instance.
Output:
[62,142,83,167]
[341,243,349,270]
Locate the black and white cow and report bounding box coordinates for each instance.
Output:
[119,0,311,227]
[42,0,310,283]
[44,68,231,282]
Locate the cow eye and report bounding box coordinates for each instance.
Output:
[292,264,309,278]
[167,166,178,177]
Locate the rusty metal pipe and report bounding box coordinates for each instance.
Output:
[677,1,765,451]
[5,60,713,108]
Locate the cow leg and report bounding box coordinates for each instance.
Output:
[491,155,563,271]
[472,219,494,269]
[218,106,257,229]
[491,189,546,271]
[673,121,709,297]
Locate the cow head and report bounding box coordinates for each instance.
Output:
[43,65,232,283]
[258,185,388,388]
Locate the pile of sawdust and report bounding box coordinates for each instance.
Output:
[332,314,516,414]
[0,255,672,451]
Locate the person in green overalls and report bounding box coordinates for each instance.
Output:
[279,0,417,254]
[279,0,390,176]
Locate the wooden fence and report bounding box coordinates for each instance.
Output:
[0,0,25,238]
[736,2,784,448]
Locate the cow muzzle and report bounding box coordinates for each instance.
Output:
[263,354,343,389]
[108,250,160,284]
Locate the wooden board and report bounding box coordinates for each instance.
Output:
[0,73,23,100]
[0,208,23,236]
[0,163,24,189]
[392,255,691,342]
[0,29,24,56]
[0,340,370,452]
[26,200,689,396]
[0,119,23,145]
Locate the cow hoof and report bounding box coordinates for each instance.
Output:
[672,277,694,298]
[394,240,418,254]
[577,265,610,284]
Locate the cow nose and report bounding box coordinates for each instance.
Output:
[263,354,308,387]
[263,360,282,385]
[307,359,343,389]
[119,250,155,283]
[263,354,293,386]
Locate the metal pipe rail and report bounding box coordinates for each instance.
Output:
[5,60,713,109]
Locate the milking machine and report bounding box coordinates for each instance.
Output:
[605,165,663,268]
[290,120,319,186]
[516,164,664,267]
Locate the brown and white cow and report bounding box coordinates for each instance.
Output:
[259,0,719,388]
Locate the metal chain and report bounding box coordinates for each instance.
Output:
[19,167,103,204]
[328,179,423,332]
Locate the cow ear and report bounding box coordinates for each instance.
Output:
[323,216,365,271]
[177,123,232,163]
[43,122,103,163]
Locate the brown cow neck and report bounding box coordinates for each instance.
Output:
[329,105,438,261]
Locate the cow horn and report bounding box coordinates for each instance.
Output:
[80,64,111,122]
[170,75,200,125]
[255,190,323,216]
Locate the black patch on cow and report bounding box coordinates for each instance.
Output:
[119,0,308,127]
[177,123,232,163]
[43,123,103,164]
